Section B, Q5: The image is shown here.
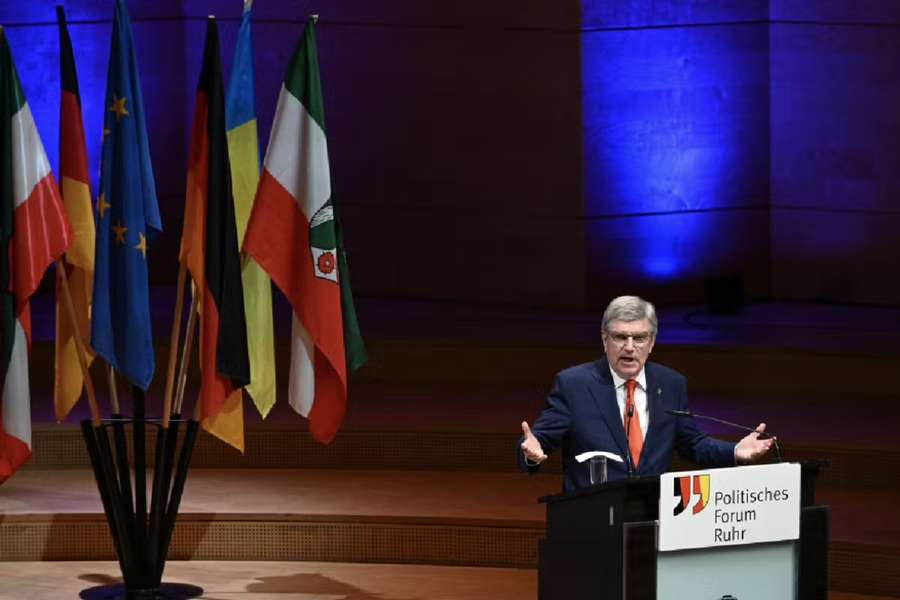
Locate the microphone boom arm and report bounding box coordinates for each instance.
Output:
[666,409,783,462]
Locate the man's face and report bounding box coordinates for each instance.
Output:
[602,319,656,379]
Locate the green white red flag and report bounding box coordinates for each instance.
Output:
[243,18,366,444]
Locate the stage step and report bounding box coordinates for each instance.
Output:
[0,469,898,597]
[1,469,547,569]
[22,425,900,493]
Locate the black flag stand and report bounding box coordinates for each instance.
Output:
[79,386,203,600]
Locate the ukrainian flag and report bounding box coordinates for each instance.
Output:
[226,0,276,419]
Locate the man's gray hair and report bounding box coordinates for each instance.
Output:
[602,295,658,335]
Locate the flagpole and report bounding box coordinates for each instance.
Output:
[174,291,198,417]
[56,261,101,427]
[103,361,135,539]
[161,262,188,428]
[153,292,200,584]
[148,274,194,576]
[104,364,133,527]
[106,364,121,414]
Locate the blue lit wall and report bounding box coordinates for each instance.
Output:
[1,1,189,283]
[580,3,772,304]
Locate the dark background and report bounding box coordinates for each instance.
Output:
[2,0,898,311]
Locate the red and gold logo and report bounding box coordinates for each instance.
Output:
[673,474,710,516]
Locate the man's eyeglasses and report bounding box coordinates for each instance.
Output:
[606,331,653,347]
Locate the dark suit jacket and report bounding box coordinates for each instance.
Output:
[519,358,735,492]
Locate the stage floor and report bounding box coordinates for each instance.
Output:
[0,560,894,600]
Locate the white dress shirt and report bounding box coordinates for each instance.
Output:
[608,365,648,436]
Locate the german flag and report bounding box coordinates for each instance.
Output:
[180,17,250,451]
[54,6,96,422]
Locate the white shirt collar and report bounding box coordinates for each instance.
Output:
[608,363,647,391]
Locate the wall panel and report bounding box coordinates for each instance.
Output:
[770,13,900,304]
[771,209,900,305]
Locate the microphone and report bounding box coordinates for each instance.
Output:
[665,409,782,462]
[624,444,635,477]
[624,404,636,476]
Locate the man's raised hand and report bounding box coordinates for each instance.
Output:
[735,422,775,464]
[521,421,547,465]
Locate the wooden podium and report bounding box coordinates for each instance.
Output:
[538,462,828,600]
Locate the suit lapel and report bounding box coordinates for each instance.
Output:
[642,362,664,464]
[588,359,630,461]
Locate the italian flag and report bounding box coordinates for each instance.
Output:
[0,29,72,483]
[243,18,366,444]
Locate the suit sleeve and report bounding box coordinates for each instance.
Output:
[517,374,572,474]
[672,376,736,468]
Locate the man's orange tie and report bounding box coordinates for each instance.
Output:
[624,379,643,469]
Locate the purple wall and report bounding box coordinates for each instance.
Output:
[2,1,898,309]
[770,1,900,305]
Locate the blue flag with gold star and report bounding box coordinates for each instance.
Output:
[90,0,162,390]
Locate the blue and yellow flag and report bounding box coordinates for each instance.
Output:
[226,0,276,420]
[90,0,162,390]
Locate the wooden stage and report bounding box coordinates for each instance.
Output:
[1,296,898,598]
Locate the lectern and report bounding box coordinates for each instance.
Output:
[538,462,828,600]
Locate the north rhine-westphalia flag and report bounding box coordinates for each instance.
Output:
[226,1,276,419]
[91,0,162,390]
[54,6,96,421]
[243,18,366,444]
[0,29,72,483]
[181,18,250,451]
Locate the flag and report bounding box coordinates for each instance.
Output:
[90,0,162,390]
[226,1,276,419]
[181,18,250,451]
[0,29,72,483]
[55,6,96,422]
[243,17,366,444]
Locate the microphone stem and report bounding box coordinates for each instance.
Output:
[696,414,772,439]
[671,409,783,462]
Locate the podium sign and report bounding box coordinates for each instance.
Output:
[658,463,801,552]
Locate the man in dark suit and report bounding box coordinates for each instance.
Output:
[520,295,773,492]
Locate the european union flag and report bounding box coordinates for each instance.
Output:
[90,0,162,390]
